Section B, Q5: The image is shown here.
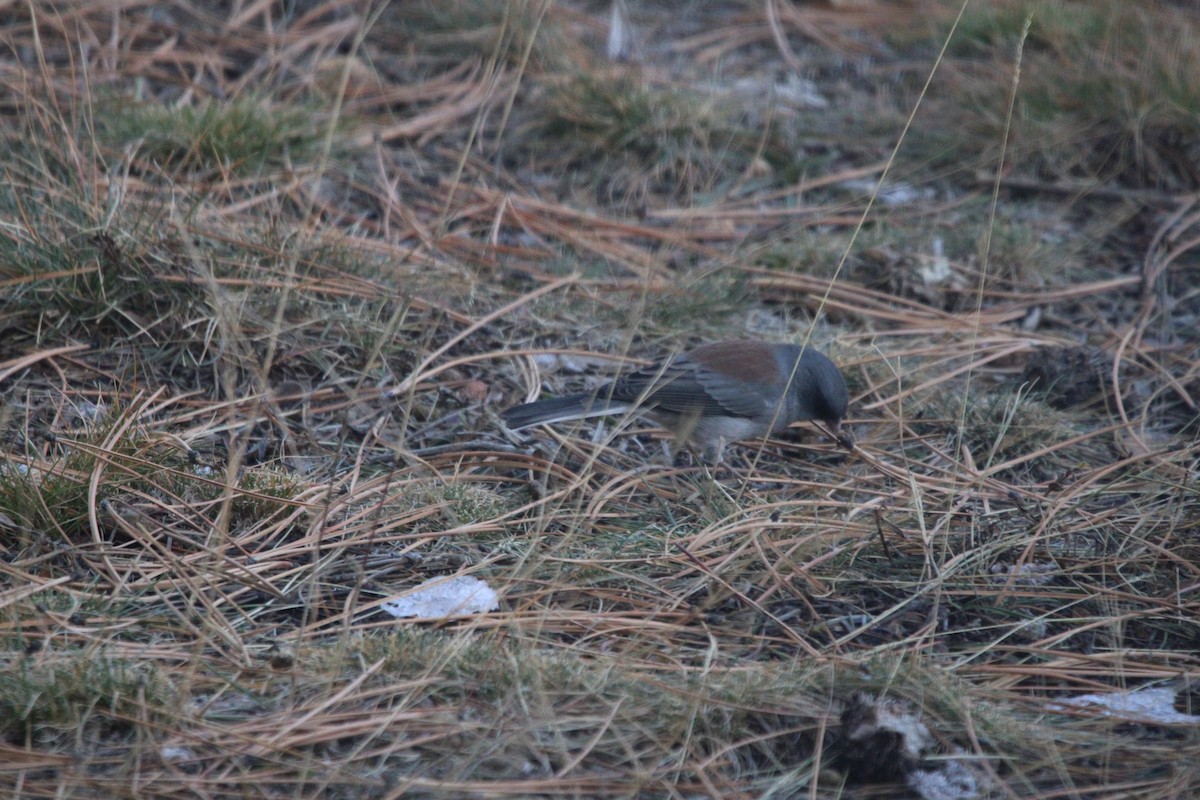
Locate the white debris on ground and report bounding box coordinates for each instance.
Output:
[1049,686,1200,725]
[381,575,499,619]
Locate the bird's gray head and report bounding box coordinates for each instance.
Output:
[780,346,849,428]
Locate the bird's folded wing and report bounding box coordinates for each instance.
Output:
[607,359,773,419]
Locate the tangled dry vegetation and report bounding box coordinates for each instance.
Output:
[1,1,1198,798]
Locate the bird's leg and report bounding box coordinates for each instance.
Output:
[704,438,727,466]
[660,437,675,465]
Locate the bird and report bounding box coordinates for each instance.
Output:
[500,339,849,460]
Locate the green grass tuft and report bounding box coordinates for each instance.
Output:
[98,96,321,177]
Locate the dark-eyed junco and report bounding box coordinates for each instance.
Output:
[501,339,849,459]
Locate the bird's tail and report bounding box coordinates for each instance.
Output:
[500,394,633,430]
